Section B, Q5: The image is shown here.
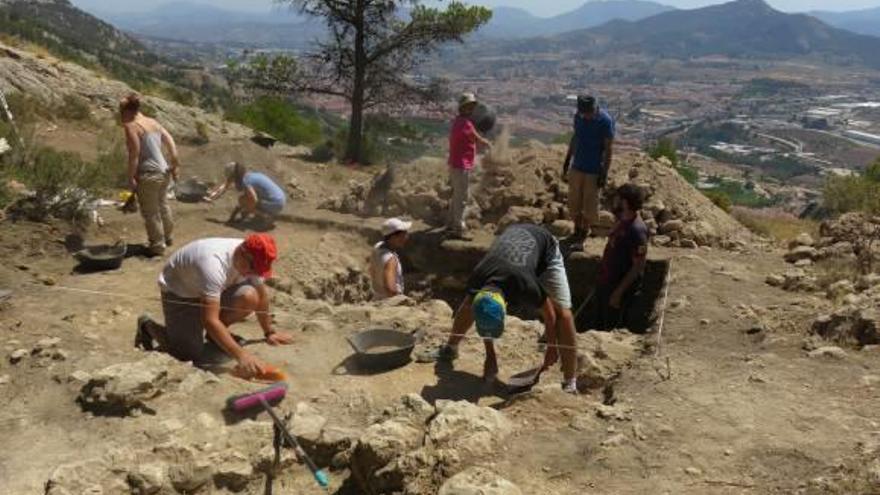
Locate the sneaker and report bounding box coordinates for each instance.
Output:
[562,380,579,395]
[415,344,459,363]
[135,314,155,351]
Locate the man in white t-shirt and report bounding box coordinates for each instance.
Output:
[136,233,293,377]
[370,218,411,299]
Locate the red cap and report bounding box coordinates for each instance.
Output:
[242,234,277,278]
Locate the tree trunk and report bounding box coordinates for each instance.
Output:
[346,0,367,164]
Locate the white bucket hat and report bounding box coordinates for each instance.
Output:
[458,92,477,108]
[382,218,413,237]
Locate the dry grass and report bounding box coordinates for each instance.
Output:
[732,207,820,245]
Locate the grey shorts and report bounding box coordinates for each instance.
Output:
[539,244,572,309]
[162,281,256,362]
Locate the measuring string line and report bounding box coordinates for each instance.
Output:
[25,281,670,354]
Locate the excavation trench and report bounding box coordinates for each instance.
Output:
[401,231,669,333]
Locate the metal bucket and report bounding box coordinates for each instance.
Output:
[74,242,127,271]
[346,328,418,371]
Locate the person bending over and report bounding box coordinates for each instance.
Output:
[425,224,579,394]
[206,162,286,226]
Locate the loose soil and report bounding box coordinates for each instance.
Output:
[0,122,878,494]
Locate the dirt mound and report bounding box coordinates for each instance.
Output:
[322,139,749,248]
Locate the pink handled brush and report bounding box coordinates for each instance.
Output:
[226,382,330,489]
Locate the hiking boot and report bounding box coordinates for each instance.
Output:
[136,314,167,351]
[562,380,579,395]
[135,314,155,351]
[415,344,459,363]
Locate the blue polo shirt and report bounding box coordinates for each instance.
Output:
[572,109,615,174]
[238,172,286,208]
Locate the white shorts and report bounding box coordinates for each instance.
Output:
[539,244,572,309]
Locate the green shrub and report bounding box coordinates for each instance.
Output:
[823,174,880,215]
[676,162,699,184]
[193,120,210,145]
[647,138,679,167]
[703,190,732,212]
[58,94,91,121]
[226,97,323,146]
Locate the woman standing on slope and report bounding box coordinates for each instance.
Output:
[120,93,180,256]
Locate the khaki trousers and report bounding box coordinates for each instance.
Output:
[448,167,470,233]
[567,170,599,229]
[137,172,174,251]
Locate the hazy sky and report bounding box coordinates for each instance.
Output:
[71,0,880,16]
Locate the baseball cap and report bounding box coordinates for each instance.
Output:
[382,218,412,237]
[242,233,277,278]
[459,92,477,108]
[577,95,596,113]
[472,289,507,339]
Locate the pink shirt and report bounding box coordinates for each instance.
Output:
[448,116,477,170]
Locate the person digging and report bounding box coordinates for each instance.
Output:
[562,95,615,252]
[136,234,294,378]
[422,224,580,394]
[205,162,286,229]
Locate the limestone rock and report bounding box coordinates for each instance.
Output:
[785,245,819,263]
[292,402,328,448]
[765,274,785,287]
[127,463,168,495]
[428,400,513,466]
[439,467,522,495]
[77,353,185,415]
[9,348,28,364]
[812,308,880,347]
[496,206,544,232]
[789,233,815,249]
[827,280,855,300]
[659,219,684,235]
[350,419,425,494]
[808,346,848,359]
[550,219,575,237]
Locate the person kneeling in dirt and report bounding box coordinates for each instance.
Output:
[587,184,649,330]
[370,218,412,300]
[205,162,286,227]
[136,234,294,377]
[424,224,579,393]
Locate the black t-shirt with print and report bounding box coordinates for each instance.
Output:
[466,224,558,308]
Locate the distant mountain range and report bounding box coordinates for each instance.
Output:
[811,7,880,37]
[91,0,675,45]
[0,0,162,79]
[492,0,880,70]
[479,1,674,39]
[98,1,319,49]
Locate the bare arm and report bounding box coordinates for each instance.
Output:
[254,283,274,336]
[124,124,140,190]
[611,256,646,308]
[206,178,233,201]
[383,257,401,297]
[563,135,576,175]
[201,298,247,360]
[475,130,491,148]
[602,137,614,172]
[159,125,181,171]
